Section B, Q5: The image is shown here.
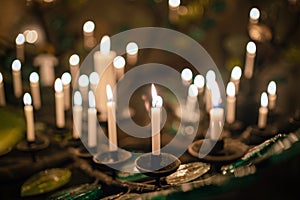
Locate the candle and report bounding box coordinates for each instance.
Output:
[106,84,118,151]
[0,72,6,106]
[230,66,242,94]
[181,68,193,86]
[126,42,138,65]
[69,54,80,87]
[168,0,180,23]
[249,7,260,24]
[73,91,82,139]
[15,33,25,63]
[186,84,198,113]
[89,72,99,93]
[267,81,277,110]
[33,54,58,86]
[258,92,268,129]
[151,84,163,155]
[78,74,89,102]
[29,72,41,110]
[12,59,22,98]
[24,30,38,44]
[244,41,256,79]
[83,20,96,50]
[61,72,72,110]
[88,91,97,148]
[226,82,236,124]
[54,78,65,128]
[113,56,126,81]
[23,93,35,142]
[205,70,216,112]
[193,74,205,94]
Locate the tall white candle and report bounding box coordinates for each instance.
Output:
[83,21,96,50]
[54,78,65,128]
[181,68,193,86]
[78,74,89,102]
[244,41,256,79]
[168,0,180,23]
[151,84,162,155]
[16,33,25,63]
[249,7,260,24]
[186,84,198,113]
[258,92,268,129]
[230,66,242,94]
[12,59,22,98]
[194,74,205,94]
[73,91,82,139]
[33,54,58,86]
[126,42,138,65]
[61,72,72,110]
[226,82,236,124]
[106,85,118,151]
[29,72,41,110]
[0,72,6,106]
[267,81,277,110]
[69,54,80,87]
[113,56,126,81]
[89,72,99,93]
[88,91,97,148]
[205,70,216,112]
[23,93,35,142]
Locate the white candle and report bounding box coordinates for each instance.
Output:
[113,56,126,81]
[73,91,82,139]
[258,92,268,129]
[230,66,242,94]
[249,7,260,24]
[78,74,89,102]
[69,54,80,87]
[244,41,256,79]
[186,84,198,113]
[226,82,236,124]
[83,20,96,50]
[23,93,35,142]
[89,72,99,93]
[0,72,6,106]
[168,0,180,23]
[126,42,138,65]
[33,54,58,86]
[151,84,162,155]
[29,72,41,110]
[16,33,25,63]
[12,59,22,98]
[194,74,205,94]
[88,91,97,148]
[181,68,193,86]
[106,85,118,151]
[61,72,72,110]
[267,81,277,110]
[54,78,65,128]
[205,70,216,112]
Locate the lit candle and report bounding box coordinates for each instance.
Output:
[54,78,65,128]
[186,84,198,113]
[33,54,58,86]
[83,20,96,50]
[226,82,236,124]
[258,92,268,129]
[230,66,242,94]
[78,74,89,102]
[106,85,118,151]
[249,7,260,24]
[12,59,22,98]
[151,84,163,155]
[89,72,99,93]
[23,93,35,142]
[126,42,138,65]
[113,56,126,81]
[0,72,6,106]
[193,74,205,94]
[267,81,277,110]
[205,70,216,112]
[168,0,180,23]
[16,33,25,63]
[88,91,97,148]
[73,91,82,139]
[61,72,72,110]
[29,72,41,110]
[244,41,256,79]
[69,54,80,87]
[181,68,193,86]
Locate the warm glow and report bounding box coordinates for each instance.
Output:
[0,72,3,83]
[29,72,39,83]
[106,84,113,102]
[12,59,21,71]
[261,92,268,107]
[54,78,63,92]
[23,93,32,105]
[69,54,80,66]
[61,72,72,85]
[78,74,89,88]
[126,42,138,55]
[246,41,256,54]
[25,30,38,44]
[267,81,276,95]
[210,81,221,107]
[181,68,193,82]
[249,7,260,21]
[169,0,180,8]
[89,72,99,85]
[83,21,95,33]
[88,91,96,108]
[205,70,216,83]
[231,66,242,80]
[16,33,25,45]
[100,35,111,55]
[151,84,163,107]
[194,74,205,89]
[226,82,236,97]
[113,56,126,69]
[74,91,82,106]
[188,84,198,97]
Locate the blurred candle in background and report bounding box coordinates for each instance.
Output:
[106,85,118,152]
[244,41,256,79]
[194,74,205,94]
[88,91,97,148]
[83,20,96,50]
[73,91,82,139]
[181,68,193,86]
[29,72,41,110]
[12,59,22,98]
[258,92,268,129]
[205,70,216,112]
[267,81,277,110]
[61,72,72,110]
[23,93,35,142]
[230,66,242,94]
[126,42,138,66]
[113,56,126,81]
[249,7,260,24]
[226,82,236,124]
[0,72,6,106]
[168,0,180,23]
[89,72,99,94]
[78,74,89,102]
[15,33,25,63]
[69,54,80,87]
[54,78,65,128]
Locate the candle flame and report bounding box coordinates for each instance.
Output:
[267,81,276,95]
[29,72,39,83]
[205,70,216,83]
[188,84,198,97]
[54,78,63,92]
[226,82,236,97]
[16,33,25,45]
[250,7,260,21]
[209,80,222,107]
[246,41,256,54]
[0,72,3,83]
[113,56,126,69]
[74,91,82,106]
[88,91,96,108]
[126,42,138,55]
[151,84,163,107]
[100,35,111,55]
[261,92,268,107]
[69,54,80,66]
[194,74,205,89]
[78,74,89,87]
[12,59,21,71]
[83,21,95,33]
[61,72,72,85]
[181,68,193,82]
[106,84,113,102]
[231,66,242,80]
[23,93,32,105]
[169,0,180,8]
[89,72,99,85]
